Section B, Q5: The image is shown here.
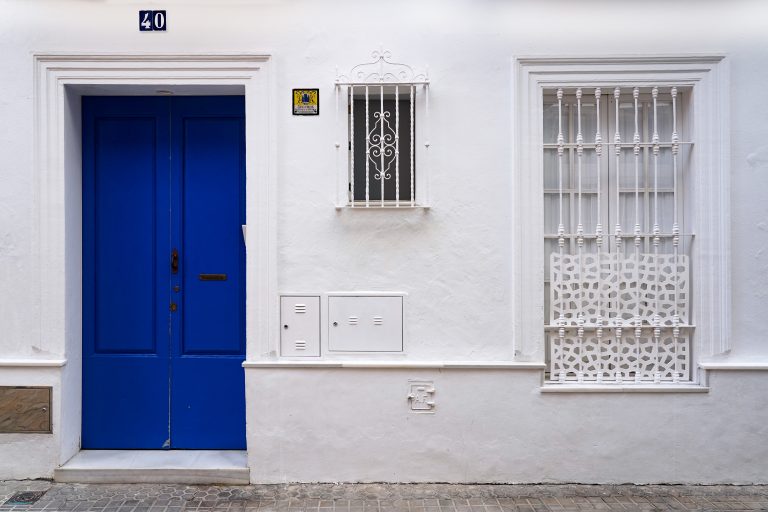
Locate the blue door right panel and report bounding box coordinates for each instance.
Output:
[170,97,246,449]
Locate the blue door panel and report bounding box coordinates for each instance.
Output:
[94,117,160,354]
[82,358,170,448]
[82,97,171,448]
[170,357,246,449]
[180,117,245,354]
[170,97,246,449]
[82,96,245,450]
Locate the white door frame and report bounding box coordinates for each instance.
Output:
[33,53,277,465]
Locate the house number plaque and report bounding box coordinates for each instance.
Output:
[139,10,167,31]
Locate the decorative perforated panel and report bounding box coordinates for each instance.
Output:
[550,252,689,326]
[549,329,690,382]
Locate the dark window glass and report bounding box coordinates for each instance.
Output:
[352,98,414,202]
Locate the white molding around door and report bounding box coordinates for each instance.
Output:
[33,53,278,465]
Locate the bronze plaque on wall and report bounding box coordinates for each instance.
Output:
[0,387,52,434]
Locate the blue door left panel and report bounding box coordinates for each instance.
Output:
[82,97,171,448]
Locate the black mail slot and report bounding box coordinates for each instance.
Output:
[199,273,227,281]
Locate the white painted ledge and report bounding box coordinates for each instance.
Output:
[0,359,67,368]
[699,361,768,370]
[541,384,709,393]
[335,205,431,211]
[242,360,545,369]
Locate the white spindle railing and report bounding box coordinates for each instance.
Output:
[613,86,624,383]
[633,87,642,383]
[335,49,429,208]
[546,86,692,384]
[556,88,566,383]
[671,86,681,383]
[594,87,604,383]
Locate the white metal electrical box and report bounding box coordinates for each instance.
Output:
[328,295,403,352]
[280,296,320,357]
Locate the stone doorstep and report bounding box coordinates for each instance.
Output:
[53,450,249,485]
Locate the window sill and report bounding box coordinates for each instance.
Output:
[335,203,430,210]
[540,383,709,394]
[699,361,768,370]
[243,360,545,369]
[0,358,67,367]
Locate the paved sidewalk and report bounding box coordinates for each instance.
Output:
[1,481,767,512]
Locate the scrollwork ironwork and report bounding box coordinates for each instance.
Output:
[337,48,428,84]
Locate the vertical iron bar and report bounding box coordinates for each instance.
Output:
[335,83,340,206]
[671,87,681,382]
[425,81,430,206]
[595,88,604,383]
[576,88,584,383]
[613,87,623,382]
[633,87,642,382]
[652,86,661,383]
[410,84,415,207]
[350,86,355,207]
[365,85,370,207]
[556,88,566,382]
[380,85,385,207]
[395,85,400,207]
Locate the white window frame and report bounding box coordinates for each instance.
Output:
[510,56,731,382]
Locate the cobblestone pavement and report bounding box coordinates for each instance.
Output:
[1,481,767,512]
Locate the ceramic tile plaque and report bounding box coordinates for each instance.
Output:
[293,89,319,115]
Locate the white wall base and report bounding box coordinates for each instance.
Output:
[246,368,768,484]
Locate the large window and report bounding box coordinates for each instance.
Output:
[543,86,692,383]
[511,56,730,389]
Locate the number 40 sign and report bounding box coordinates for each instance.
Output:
[139,10,167,31]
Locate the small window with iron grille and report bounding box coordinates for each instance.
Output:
[335,49,429,208]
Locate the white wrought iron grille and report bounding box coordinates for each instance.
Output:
[544,86,693,384]
[335,49,429,207]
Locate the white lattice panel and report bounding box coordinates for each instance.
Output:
[548,329,690,382]
[550,252,689,325]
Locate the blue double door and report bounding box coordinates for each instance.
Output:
[82,96,246,449]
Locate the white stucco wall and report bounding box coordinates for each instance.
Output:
[247,369,768,484]
[0,0,767,482]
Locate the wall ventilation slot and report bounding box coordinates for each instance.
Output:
[294,304,307,314]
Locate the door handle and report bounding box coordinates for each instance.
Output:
[171,248,179,274]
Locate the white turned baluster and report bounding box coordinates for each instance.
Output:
[576,88,585,383]
[365,86,370,207]
[350,86,355,206]
[633,87,642,384]
[594,87,604,384]
[557,88,566,383]
[651,86,661,384]
[671,87,681,383]
[395,85,400,207]
[613,86,623,383]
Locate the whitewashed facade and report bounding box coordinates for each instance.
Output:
[1,0,767,484]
